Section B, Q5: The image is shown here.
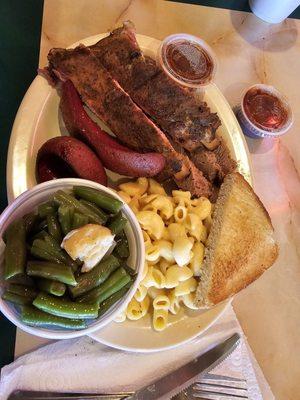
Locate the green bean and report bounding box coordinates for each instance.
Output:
[69,255,119,298]
[8,274,35,287]
[31,242,63,264]
[4,219,26,280]
[53,191,104,224]
[122,263,136,277]
[33,219,48,234]
[32,237,67,264]
[43,234,64,257]
[78,267,131,304]
[43,233,78,271]
[30,222,78,270]
[79,199,108,223]
[58,205,74,235]
[33,292,98,319]
[21,306,86,329]
[27,261,77,286]
[30,230,48,242]
[2,291,32,305]
[37,279,66,296]
[23,212,39,235]
[115,229,126,241]
[107,212,127,235]
[64,256,81,274]
[38,201,56,218]
[47,214,63,243]
[98,284,130,317]
[7,284,38,299]
[72,212,89,230]
[114,237,129,259]
[74,186,122,214]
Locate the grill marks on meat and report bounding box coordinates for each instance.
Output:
[90,22,236,185]
[90,22,221,153]
[47,46,212,198]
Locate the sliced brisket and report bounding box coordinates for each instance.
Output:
[213,138,236,178]
[191,148,222,182]
[47,46,212,198]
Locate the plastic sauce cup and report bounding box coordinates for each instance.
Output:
[158,33,217,89]
[236,84,293,139]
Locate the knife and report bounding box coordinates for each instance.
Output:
[128,332,240,400]
[9,333,240,400]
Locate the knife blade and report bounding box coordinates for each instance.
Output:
[129,333,240,400]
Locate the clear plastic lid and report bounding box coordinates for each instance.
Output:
[158,33,217,88]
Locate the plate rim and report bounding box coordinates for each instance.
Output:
[6,32,252,352]
[89,299,232,353]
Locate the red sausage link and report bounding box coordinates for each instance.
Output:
[60,80,165,177]
[36,136,107,185]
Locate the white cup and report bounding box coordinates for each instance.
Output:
[249,0,300,23]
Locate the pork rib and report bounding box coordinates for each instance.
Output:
[47,46,212,197]
[90,22,221,153]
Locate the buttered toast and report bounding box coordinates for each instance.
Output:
[196,172,278,307]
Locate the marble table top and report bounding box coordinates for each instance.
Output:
[14,1,300,399]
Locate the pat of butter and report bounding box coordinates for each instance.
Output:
[61,224,115,273]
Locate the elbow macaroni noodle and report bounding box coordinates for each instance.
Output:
[117,178,212,331]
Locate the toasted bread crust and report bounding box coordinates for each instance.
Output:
[196,172,278,307]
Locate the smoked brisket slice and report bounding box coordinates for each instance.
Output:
[47,46,212,198]
[90,22,221,153]
[191,139,236,183]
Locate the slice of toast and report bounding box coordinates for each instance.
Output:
[196,172,278,307]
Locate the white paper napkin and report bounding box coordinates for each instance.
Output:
[0,305,274,400]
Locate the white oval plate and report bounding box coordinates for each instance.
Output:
[7,33,252,352]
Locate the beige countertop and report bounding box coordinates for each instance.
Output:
[15,1,300,399]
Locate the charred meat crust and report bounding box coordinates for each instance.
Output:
[48,46,212,198]
[90,22,221,153]
[190,138,236,183]
[89,22,235,186]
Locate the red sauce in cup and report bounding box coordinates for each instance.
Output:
[159,34,216,88]
[165,40,214,84]
[243,88,288,131]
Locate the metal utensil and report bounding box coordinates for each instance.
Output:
[173,373,248,399]
[8,392,132,400]
[128,333,240,400]
[9,333,240,400]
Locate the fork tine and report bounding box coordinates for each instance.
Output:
[195,379,247,390]
[196,374,247,390]
[201,373,246,383]
[192,373,248,400]
[195,383,247,391]
[191,397,247,400]
[192,389,248,399]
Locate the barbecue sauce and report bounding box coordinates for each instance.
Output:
[165,40,214,84]
[243,88,288,130]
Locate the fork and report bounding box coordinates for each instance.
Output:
[9,374,248,399]
[173,373,248,400]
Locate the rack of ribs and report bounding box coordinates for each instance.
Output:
[90,21,235,185]
[47,45,212,198]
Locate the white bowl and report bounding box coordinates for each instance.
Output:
[0,178,145,339]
